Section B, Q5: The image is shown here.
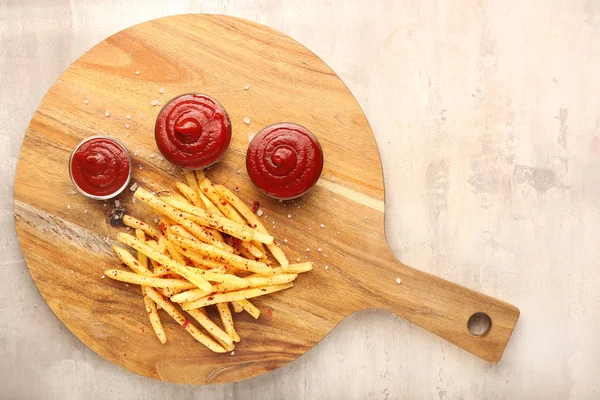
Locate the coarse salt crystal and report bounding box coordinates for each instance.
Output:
[126,114,131,120]
[70,190,76,195]
[83,210,88,214]
[130,183,138,191]
[243,85,250,90]
[158,156,164,161]
[396,277,402,284]
[104,236,110,244]
[84,100,88,105]
[134,150,139,156]
[142,178,147,183]
[364,216,368,220]
[284,238,288,243]
[325,265,329,270]
[318,248,322,252]
[101,275,105,279]
[132,196,136,204]
[135,71,140,75]
[296,258,301,262]
[257,209,264,217]
[125,124,130,129]
[67,204,71,210]
[150,154,155,158]
[236,169,241,174]
[105,110,110,117]
[159,87,164,94]
[115,200,120,207]
[243,117,251,125]
[320,223,325,228]
[231,351,235,355]
[248,132,256,142]
[151,99,159,106]
[139,166,142,170]
[332,177,336,182]
[64,131,68,135]
[125,133,130,137]
[306,248,310,252]
[334,198,338,203]
[287,214,292,218]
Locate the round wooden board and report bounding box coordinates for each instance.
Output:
[14,14,519,384]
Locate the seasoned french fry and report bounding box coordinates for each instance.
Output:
[144,288,226,352]
[135,229,149,269]
[142,288,167,344]
[217,303,240,342]
[170,288,208,303]
[151,237,169,277]
[164,239,188,266]
[112,246,153,276]
[186,308,234,346]
[184,170,199,191]
[231,301,244,313]
[198,191,223,216]
[169,235,275,275]
[194,169,206,184]
[176,181,202,207]
[274,262,313,275]
[214,185,288,269]
[235,299,260,319]
[104,269,197,289]
[182,283,294,310]
[117,232,212,292]
[123,215,160,239]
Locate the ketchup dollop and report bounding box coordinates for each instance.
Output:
[246,123,324,200]
[155,94,232,169]
[70,136,131,198]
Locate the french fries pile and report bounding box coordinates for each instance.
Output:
[106,170,312,352]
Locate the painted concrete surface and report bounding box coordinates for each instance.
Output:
[2,1,600,399]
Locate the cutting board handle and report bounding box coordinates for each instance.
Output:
[377,258,520,363]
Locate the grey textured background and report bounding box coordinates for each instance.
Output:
[2,0,600,399]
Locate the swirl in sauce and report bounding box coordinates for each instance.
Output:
[70,137,131,198]
[246,123,324,200]
[155,94,231,169]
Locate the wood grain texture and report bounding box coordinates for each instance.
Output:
[14,14,519,384]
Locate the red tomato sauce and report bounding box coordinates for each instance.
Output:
[155,94,231,169]
[246,123,324,200]
[70,136,131,198]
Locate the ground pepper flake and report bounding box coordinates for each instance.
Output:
[104,294,110,300]
[267,309,272,316]
[251,201,260,213]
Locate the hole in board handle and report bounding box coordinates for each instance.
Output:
[468,312,492,336]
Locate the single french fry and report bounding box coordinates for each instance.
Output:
[182,283,294,310]
[117,232,212,292]
[184,170,199,191]
[112,246,153,276]
[273,262,313,275]
[144,288,226,352]
[135,229,149,269]
[170,288,208,303]
[169,235,275,275]
[142,288,167,344]
[195,169,205,183]
[176,181,202,207]
[217,303,240,342]
[151,237,169,277]
[231,301,244,313]
[123,215,160,239]
[240,240,266,259]
[186,308,234,346]
[198,191,223,216]
[214,185,288,269]
[235,299,260,319]
[104,269,197,289]
[251,240,267,256]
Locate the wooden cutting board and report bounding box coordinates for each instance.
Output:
[14,14,519,384]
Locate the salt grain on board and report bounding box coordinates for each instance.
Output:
[84,100,88,105]
[320,223,325,228]
[70,190,76,195]
[296,258,301,262]
[396,277,402,284]
[317,248,322,252]
[130,183,138,191]
[159,88,164,94]
[104,110,110,117]
[257,209,264,217]
[83,210,88,214]
[125,124,130,129]
[284,238,288,243]
[236,169,241,174]
[151,99,159,106]
[115,200,120,207]
[67,204,71,210]
[126,114,131,120]
[243,117,251,125]
[243,85,249,90]
[325,266,329,270]
[287,214,291,218]
[135,71,140,75]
